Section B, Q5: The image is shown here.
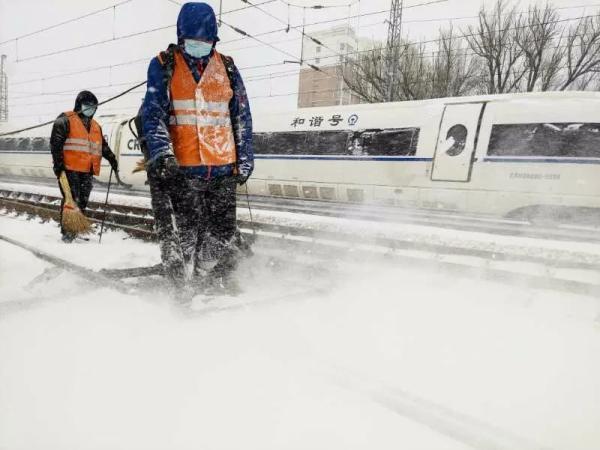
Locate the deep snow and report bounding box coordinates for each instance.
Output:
[1,213,600,450]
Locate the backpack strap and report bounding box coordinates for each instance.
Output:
[220,53,237,92]
[157,44,177,96]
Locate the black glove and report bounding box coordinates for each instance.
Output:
[109,158,119,173]
[152,154,180,181]
[53,163,65,178]
[236,165,252,186]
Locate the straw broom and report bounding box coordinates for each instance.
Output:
[58,172,92,234]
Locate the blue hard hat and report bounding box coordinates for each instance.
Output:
[177,2,220,43]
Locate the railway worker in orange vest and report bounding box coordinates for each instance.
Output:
[141,2,254,296]
[50,90,119,242]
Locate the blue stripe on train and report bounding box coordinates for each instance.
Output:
[2,151,600,165]
[482,157,600,164]
[254,155,432,162]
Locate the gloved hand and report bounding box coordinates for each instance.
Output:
[152,154,180,181]
[53,163,65,178]
[236,174,249,186]
[109,158,119,173]
[236,165,252,186]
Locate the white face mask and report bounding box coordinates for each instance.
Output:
[81,103,97,117]
[184,39,213,58]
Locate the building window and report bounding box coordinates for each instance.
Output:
[315,58,320,64]
[488,123,600,157]
[316,46,321,53]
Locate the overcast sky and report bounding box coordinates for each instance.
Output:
[0,0,596,129]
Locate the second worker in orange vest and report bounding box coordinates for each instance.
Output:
[50,90,119,242]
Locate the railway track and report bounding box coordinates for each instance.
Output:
[1,186,600,298]
[3,175,600,244]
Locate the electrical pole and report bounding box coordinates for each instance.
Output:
[386,0,403,102]
[0,55,7,122]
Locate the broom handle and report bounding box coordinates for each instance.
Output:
[58,172,75,206]
[99,168,113,244]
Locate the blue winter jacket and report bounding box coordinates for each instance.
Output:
[141,2,253,179]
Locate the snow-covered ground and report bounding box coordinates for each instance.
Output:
[1,213,600,450]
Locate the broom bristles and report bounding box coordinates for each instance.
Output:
[58,171,92,235]
[62,203,92,234]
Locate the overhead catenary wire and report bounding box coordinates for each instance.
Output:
[279,0,359,9]
[6,85,341,121]
[4,2,599,126]
[11,0,592,89]
[7,0,278,63]
[0,0,134,46]
[198,1,600,55]
[0,0,278,48]
[9,81,147,106]
[295,13,600,66]
[0,80,146,137]
[10,23,600,115]
[10,28,598,110]
[225,0,449,45]
[1,0,329,133]
[240,0,345,63]
[162,0,326,73]
[8,9,599,105]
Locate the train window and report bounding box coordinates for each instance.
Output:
[31,137,48,151]
[255,131,351,155]
[17,138,31,151]
[307,131,351,155]
[361,128,420,156]
[255,132,308,155]
[488,123,600,157]
[254,129,419,156]
[1,138,17,151]
[253,133,269,154]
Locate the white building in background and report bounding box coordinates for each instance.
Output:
[298,25,368,108]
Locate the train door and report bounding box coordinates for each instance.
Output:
[112,120,129,162]
[431,102,485,182]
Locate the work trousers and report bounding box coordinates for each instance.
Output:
[57,170,93,237]
[149,171,238,285]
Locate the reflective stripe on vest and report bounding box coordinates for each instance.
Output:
[167,50,236,167]
[62,112,103,176]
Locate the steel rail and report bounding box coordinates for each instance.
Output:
[2,188,600,269]
[2,176,600,244]
[2,190,600,298]
[2,187,600,268]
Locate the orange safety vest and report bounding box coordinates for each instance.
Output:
[62,112,103,175]
[166,49,236,167]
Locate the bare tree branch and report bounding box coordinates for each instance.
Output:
[514,3,564,91]
[464,0,526,93]
[561,15,600,90]
[341,0,600,103]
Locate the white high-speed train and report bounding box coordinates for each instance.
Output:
[1,91,599,220]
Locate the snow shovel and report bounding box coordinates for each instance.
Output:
[58,171,91,235]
